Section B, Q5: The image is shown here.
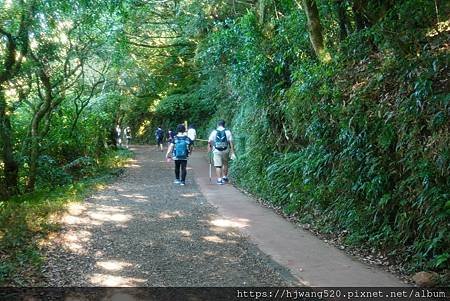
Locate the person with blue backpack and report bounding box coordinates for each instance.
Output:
[165,124,191,186]
[208,119,235,185]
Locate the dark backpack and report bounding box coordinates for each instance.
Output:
[173,136,189,159]
[214,129,228,151]
[156,129,163,139]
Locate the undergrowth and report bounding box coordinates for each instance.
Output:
[0,148,133,286]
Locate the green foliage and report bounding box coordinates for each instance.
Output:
[0,149,132,286]
[2,0,448,280]
[147,0,450,275]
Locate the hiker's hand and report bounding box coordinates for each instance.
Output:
[230,152,236,160]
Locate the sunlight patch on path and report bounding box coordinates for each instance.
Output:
[96,260,133,271]
[87,211,132,223]
[159,210,185,219]
[209,217,249,229]
[89,274,146,287]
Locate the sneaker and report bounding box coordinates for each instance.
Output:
[222,177,229,183]
[180,181,185,186]
[174,179,181,184]
[216,179,224,185]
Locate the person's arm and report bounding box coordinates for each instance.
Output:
[227,130,235,155]
[207,131,214,152]
[166,143,173,158]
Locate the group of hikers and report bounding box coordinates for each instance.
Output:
[115,124,132,148]
[156,120,235,186]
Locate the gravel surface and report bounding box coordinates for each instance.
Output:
[41,145,295,286]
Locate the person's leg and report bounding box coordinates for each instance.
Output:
[222,151,230,181]
[180,160,187,184]
[215,167,222,179]
[213,151,224,184]
[174,160,181,182]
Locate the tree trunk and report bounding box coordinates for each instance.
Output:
[258,0,266,24]
[302,0,330,61]
[26,113,43,192]
[0,89,19,196]
[0,2,34,197]
[26,72,52,192]
[335,0,351,41]
[352,0,370,31]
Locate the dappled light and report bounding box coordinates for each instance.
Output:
[61,205,132,226]
[95,205,127,212]
[121,194,149,203]
[87,212,132,223]
[159,210,185,219]
[178,230,191,237]
[181,192,201,198]
[92,195,120,201]
[96,260,133,272]
[1,0,448,287]
[89,274,146,287]
[66,203,87,216]
[122,194,148,200]
[202,235,234,244]
[126,159,141,169]
[62,214,102,226]
[61,230,92,254]
[209,218,249,229]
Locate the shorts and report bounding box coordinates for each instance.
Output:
[213,149,229,167]
[157,137,163,145]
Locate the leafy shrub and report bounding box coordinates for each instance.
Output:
[36,155,72,188]
[63,156,98,180]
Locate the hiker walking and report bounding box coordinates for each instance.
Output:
[187,124,197,152]
[166,124,191,186]
[167,128,175,145]
[155,126,164,151]
[208,119,235,185]
[124,126,132,148]
[115,124,122,147]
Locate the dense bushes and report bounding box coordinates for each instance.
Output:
[145,0,449,274]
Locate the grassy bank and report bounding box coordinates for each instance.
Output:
[0,148,133,286]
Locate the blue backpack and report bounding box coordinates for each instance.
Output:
[173,136,189,159]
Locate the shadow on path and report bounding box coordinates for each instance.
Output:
[42,145,295,287]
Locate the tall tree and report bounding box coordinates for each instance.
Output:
[335,0,351,41]
[0,0,34,197]
[301,0,330,61]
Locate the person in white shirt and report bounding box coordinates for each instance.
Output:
[115,124,122,147]
[187,124,197,152]
[124,126,132,148]
[208,120,235,185]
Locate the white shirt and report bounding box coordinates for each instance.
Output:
[187,128,196,141]
[208,126,232,150]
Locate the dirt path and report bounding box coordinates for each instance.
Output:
[41,145,295,286]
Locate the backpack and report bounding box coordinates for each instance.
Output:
[173,136,189,159]
[214,129,228,151]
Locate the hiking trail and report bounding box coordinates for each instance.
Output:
[42,145,405,287]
